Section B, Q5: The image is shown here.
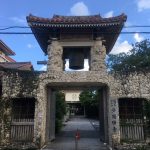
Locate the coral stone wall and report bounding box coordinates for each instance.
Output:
[1,68,150,147]
[35,70,150,145]
[0,70,39,145]
[109,71,150,100]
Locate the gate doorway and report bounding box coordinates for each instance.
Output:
[45,85,109,146]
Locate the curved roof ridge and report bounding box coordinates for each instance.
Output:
[27,13,127,24]
[26,13,127,55]
[53,14,101,18]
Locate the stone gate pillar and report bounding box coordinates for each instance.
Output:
[47,38,63,71]
[90,37,106,71]
[108,97,120,146]
[99,87,109,143]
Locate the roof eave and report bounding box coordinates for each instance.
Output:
[28,22,122,28]
[0,40,16,56]
[107,22,125,54]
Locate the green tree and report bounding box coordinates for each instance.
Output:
[79,90,99,118]
[107,39,150,72]
[55,91,66,133]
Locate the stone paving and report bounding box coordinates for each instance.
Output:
[42,117,109,150]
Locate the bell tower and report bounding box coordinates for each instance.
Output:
[47,24,108,72]
[27,13,127,146]
[47,36,106,72]
[27,14,126,72]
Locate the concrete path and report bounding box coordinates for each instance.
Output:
[43,117,108,150]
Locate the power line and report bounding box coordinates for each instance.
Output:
[0,31,150,35]
[0,26,29,30]
[124,25,150,28]
[0,25,150,31]
[0,32,32,34]
[0,25,150,35]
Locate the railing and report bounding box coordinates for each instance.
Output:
[120,119,145,141]
[11,119,34,142]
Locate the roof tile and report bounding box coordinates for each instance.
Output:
[0,62,33,71]
[27,14,127,25]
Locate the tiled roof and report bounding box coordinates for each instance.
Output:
[0,40,15,56]
[26,13,127,54]
[0,62,33,71]
[27,14,127,26]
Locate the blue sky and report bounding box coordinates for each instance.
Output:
[0,0,150,70]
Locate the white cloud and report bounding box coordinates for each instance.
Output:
[124,21,132,31]
[133,33,144,42]
[65,59,89,71]
[40,65,47,71]
[104,11,114,18]
[111,40,133,54]
[137,0,150,11]
[27,44,34,49]
[9,16,26,25]
[70,2,90,16]
[124,22,134,33]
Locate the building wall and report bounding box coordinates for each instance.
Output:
[0,52,15,62]
[0,51,7,62]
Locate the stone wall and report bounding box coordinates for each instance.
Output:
[47,38,63,71]
[36,70,150,146]
[109,71,150,100]
[1,68,150,147]
[108,71,150,145]
[0,69,39,146]
[90,37,106,71]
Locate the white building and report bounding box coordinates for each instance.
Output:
[64,90,84,116]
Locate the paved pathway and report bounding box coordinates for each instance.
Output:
[43,117,108,150]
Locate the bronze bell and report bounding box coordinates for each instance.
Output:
[69,50,84,70]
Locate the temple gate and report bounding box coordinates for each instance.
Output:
[0,13,150,149]
[26,13,127,146]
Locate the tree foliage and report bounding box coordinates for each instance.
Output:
[107,39,150,72]
[79,90,99,118]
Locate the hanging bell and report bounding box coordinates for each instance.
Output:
[69,50,84,70]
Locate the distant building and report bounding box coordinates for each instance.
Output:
[0,40,33,71]
[0,62,33,71]
[0,40,16,62]
[64,90,84,116]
